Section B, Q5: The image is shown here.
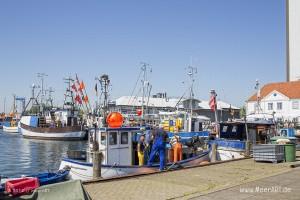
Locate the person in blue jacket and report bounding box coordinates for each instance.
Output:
[147,128,168,171]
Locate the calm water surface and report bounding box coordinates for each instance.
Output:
[0,130,87,177]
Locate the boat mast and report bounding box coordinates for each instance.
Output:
[24,83,40,115]
[12,94,16,114]
[3,97,6,114]
[187,66,197,119]
[140,62,151,119]
[63,77,75,113]
[37,73,48,112]
[45,87,54,108]
[97,74,110,127]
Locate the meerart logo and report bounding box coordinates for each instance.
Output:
[240,186,292,193]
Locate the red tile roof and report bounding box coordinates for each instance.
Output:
[248,81,300,101]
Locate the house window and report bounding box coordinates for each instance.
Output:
[268,103,273,110]
[277,102,282,110]
[109,132,118,145]
[292,101,299,109]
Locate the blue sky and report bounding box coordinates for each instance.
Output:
[0,0,286,112]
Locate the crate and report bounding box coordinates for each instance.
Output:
[253,144,285,163]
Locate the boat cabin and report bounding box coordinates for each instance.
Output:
[219,120,276,144]
[87,126,210,166]
[87,127,152,166]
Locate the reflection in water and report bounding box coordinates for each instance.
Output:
[0,130,87,177]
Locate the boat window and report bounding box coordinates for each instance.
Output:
[101,132,106,145]
[222,126,228,132]
[281,130,287,137]
[232,126,237,133]
[120,132,128,144]
[109,132,118,145]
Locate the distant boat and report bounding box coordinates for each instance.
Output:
[3,117,20,134]
[3,125,19,133]
[0,116,12,129]
[20,111,86,140]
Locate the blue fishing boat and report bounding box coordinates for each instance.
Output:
[0,117,12,129]
[28,169,70,186]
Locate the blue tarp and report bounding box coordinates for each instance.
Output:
[133,131,210,142]
[0,121,10,127]
[167,131,210,138]
[30,116,39,127]
[209,139,246,150]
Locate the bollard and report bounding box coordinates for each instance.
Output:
[211,143,217,163]
[245,141,251,157]
[93,151,102,179]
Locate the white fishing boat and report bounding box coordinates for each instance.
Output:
[19,76,88,140]
[3,125,19,133]
[59,126,211,180]
[20,112,86,140]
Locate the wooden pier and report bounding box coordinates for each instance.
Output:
[84,152,300,200]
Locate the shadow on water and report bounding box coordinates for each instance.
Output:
[0,130,87,177]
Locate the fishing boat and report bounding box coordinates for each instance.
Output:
[28,169,70,186]
[59,126,211,180]
[20,77,87,140]
[3,124,19,133]
[0,116,12,129]
[20,110,86,140]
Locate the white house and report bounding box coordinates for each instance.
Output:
[246,81,300,122]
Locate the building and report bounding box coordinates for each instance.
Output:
[286,0,300,81]
[113,94,240,122]
[246,81,300,122]
[195,101,240,122]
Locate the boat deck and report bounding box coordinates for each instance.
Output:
[84,152,300,200]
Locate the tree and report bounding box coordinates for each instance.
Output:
[240,106,246,118]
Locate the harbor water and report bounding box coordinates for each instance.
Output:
[0,130,87,177]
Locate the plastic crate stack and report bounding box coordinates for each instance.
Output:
[253,144,285,163]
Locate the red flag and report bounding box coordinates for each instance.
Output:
[71,84,77,92]
[79,81,85,90]
[209,94,217,112]
[75,95,82,104]
[83,95,89,103]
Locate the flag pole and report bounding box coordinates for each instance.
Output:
[210,89,219,137]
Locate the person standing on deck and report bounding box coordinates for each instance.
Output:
[171,135,182,162]
[137,133,146,166]
[144,129,153,164]
[147,128,168,171]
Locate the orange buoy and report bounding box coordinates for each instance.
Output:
[106,112,124,128]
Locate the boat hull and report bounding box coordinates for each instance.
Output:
[3,126,19,133]
[20,123,86,140]
[59,150,210,180]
